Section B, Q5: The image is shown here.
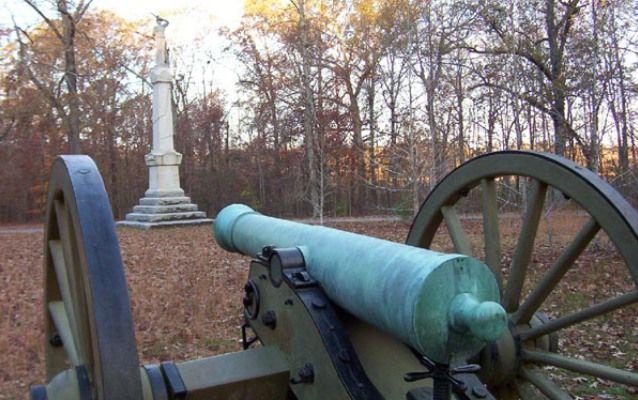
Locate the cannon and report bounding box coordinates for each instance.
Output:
[29,151,638,400]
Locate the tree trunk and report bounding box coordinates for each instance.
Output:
[487,92,495,152]
[58,0,81,154]
[367,77,377,209]
[545,0,579,157]
[297,0,321,218]
[454,62,465,164]
[587,0,600,172]
[346,79,365,214]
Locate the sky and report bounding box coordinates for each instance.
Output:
[1,0,246,102]
[1,0,244,30]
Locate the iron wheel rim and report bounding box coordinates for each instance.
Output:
[407,151,638,398]
[43,155,142,399]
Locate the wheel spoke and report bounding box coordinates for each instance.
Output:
[513,218,600,324]
[523,349,638,387]
[53,200,91,367]
[503,180,548,312]
[441,205,472,256]
[49,240,73,307]
[48,301,81,366]
[481,178,502,287]
[519,290,638,341]
[53,201,78,300]
[515,378,542,400]
[519,368,572,400]
[48,240,81,358]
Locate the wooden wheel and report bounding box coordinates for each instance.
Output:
[35,156,142,399]
[407,151,638,399]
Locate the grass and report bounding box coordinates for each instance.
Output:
[0,212,636,399]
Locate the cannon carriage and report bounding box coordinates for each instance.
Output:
[29,151,638,399]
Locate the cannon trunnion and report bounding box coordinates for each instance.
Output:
[29,151,638,400]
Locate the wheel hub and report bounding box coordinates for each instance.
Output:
[407,151,638,397]
[476,313,558,390]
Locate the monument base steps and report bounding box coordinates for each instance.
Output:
[118,196,212,229]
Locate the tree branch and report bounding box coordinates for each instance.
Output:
[557,0,579,59]
[465,44,553,82]
[74,0,94,22]
[21,0,63,40]
[14,21,68,121]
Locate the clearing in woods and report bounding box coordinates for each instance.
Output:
[0,212,636,399]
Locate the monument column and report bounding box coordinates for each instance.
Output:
[145,20,184,198]
[118,17,211,229]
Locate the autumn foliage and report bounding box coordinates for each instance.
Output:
[1,1,638,223]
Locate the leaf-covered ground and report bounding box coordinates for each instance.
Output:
[0,214,636,399]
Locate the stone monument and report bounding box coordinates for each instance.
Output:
[118,17,212,229]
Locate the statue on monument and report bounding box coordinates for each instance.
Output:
[153,15,169,65]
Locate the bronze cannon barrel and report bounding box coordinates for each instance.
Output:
[214,204,506,363]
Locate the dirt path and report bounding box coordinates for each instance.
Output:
[0,214,519,236]
[0,216,405,235]
[0,225,42,234]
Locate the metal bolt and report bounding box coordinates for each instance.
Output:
[261,311,277,329]
[49,333,63,347]
[338,350,351,363]
[312,298,326,309]
[290,363,314,384]
[261,246,274,258]
[293,271,310,282]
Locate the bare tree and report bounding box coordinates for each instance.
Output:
[291,0,321,219]
[18,0,93,154]
[473,0,584,158]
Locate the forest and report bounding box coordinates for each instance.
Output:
[0,0,637,222]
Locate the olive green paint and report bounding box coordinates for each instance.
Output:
[176,346,290,399]
[344,317,434,398]
[214,204,506,363]
[44,369,82,400]
[247,260,357,399]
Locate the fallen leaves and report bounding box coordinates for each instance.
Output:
[0,215,636,399]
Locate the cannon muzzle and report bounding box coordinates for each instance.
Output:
[214,204,506,363]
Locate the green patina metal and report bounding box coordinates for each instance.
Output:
[214,204,507,363]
